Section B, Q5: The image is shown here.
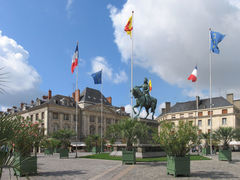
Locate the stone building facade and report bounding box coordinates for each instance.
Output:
[156,93,240,134]
[16,87,129,142]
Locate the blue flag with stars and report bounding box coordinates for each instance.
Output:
[91,70,102,84]
[210,30,225,54]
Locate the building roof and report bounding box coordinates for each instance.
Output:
[166,96,232,114]
[80,87,111,106]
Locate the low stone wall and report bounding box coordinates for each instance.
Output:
[110,144,166,158]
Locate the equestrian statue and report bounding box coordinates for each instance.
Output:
[132,77,157,120]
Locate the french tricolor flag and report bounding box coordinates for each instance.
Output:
[188,66,197,82]
[71,43,79,74]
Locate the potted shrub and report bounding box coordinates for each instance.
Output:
[213,127,235,161]
[108,118,149,165]
[199,132,210,155]
[12,117,44,176]
[52,129,76,158]
[157,121,198,177]
[41,137,60,155]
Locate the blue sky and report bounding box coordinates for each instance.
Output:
[1,0,240,117]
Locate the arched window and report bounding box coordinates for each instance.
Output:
[53,123,59,132]
[90,125,96,135]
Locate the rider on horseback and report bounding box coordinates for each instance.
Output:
[136,77,150,105]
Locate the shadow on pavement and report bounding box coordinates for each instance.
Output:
[38,170,86,177]
[135,161,167,167]
[191,171,238,179]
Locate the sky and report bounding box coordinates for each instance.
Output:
[1,0,240,118]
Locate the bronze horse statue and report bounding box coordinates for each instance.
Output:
[132,86,157,120]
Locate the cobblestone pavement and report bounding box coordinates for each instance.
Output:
[1,152,240,180]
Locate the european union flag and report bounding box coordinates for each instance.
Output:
[210,30,225,54]
[91,70,102,84]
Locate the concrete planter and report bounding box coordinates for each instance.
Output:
[13,154,37,176]
[44,148,53,155]
[202,147,210,155]
[59,149,69,159]
[167,155,190,177]
[122,150,136,165]
[218,149,232,161]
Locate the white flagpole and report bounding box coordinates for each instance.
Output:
[131,11,134,118]
[101,69,103,153]
[75,41,79,158]
[209,28,213,155]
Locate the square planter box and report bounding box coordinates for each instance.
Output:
[202,147,210,155]
[167,155,190,177]
[13,154,37,177]
[44,148,53,155]
[218,149,232,161]
[59,149,69,159]
[122,150,136,165]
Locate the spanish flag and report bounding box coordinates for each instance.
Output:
[124,15,133,37]
[149,80,152,92]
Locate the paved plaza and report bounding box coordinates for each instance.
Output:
[1,152,240,180]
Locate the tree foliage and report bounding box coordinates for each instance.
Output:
[51,129,76,149]
[213,127,236,150]
[157,121,198,157]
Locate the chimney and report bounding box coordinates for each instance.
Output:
[165,102,171,113]
[20,103,24,110]
[161,108,166,114]
[226,93,233,104]
[196,96,200,108]
[7,108,11,112]
[42,96,48,100]
[48,90,52,100]
[72,92,75,100]
[31,100,34,105]
[75,89,80,102]
[120,106,125,112]
[106,97,112,105]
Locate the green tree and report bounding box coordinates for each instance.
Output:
[85,135,105,152]
[108,118,150,150]
[157,121,198,157]
[52,129,76,149]
[213,127,235,150]
[199,132,210,148]
[234,128,240,141]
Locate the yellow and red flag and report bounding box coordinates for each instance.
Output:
[149,79,152,92]
[124,15,133,37]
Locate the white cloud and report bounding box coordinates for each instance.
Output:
[66,0,74,17]
[91,56,128,84]
[0,31,42,107]
[158,102,166,114]
[109,0,240,97]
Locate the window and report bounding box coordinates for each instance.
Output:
[208,111,213,116]
[36,113,39,120]
[208,129,211,133]
[30,115,33,122]
[198,112,203,117]
[172,115,176,119]
[53,112,58,119]
[222,118,227,125]
[90,116,95,123]
[222,109,227,114]
[53,123,59,132]
[41,112,45,119]
[63,124,70,129]
[106,118,111,124]
[98,117,101,123]
[180,114,184,118]
[189,113,193,117]
[198,120,202,127]
[90,125,96,135]
[208,119,211,126]
[73,115,76,121]
[64,114,69,120]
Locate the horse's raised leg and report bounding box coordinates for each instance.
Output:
[132,104,139,114]
[144,108,149,119]
[135,106,143,118]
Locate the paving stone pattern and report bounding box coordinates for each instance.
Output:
[1,152,240,180]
